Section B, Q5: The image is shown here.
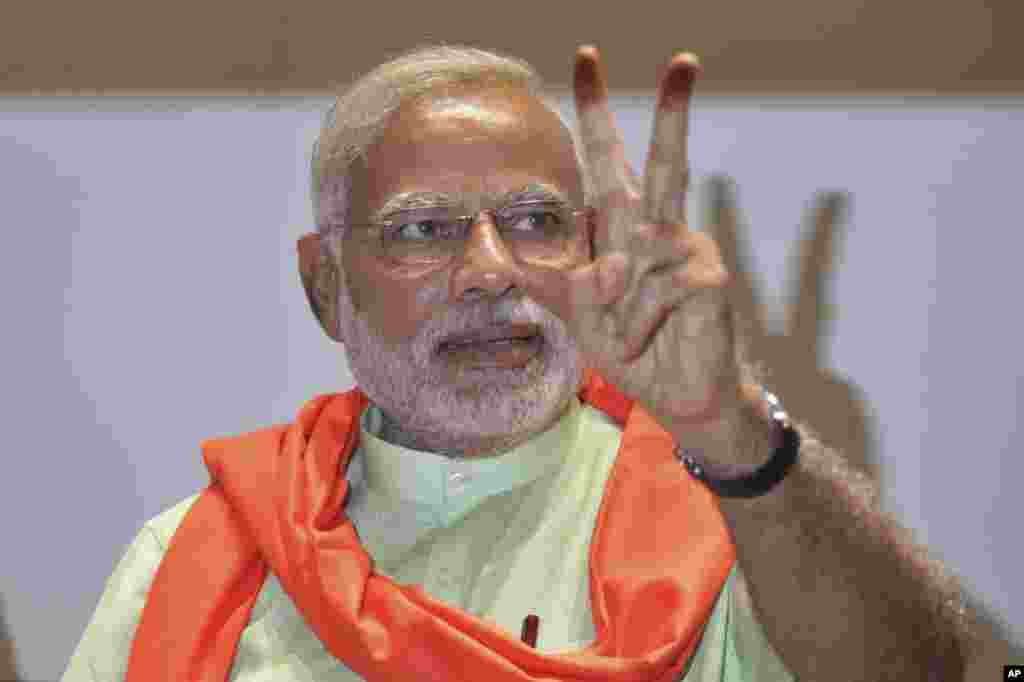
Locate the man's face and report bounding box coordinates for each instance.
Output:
[333,86,591,457]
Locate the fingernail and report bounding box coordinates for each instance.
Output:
[662,56,701,107]
[574,51,604,106]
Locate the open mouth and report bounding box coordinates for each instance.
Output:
[438,324,543,368]
[441,335,538,350]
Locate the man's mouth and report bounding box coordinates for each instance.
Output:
[440,322,540,348]
[438,323,543,368]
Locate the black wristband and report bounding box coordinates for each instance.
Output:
[677,392,800,499]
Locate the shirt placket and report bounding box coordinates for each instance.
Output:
[424,466,477,607]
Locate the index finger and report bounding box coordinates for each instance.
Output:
[574,46,640,225]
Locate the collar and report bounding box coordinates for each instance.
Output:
[357,396,583,526]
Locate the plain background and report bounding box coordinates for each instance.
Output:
[1,93,1022,680]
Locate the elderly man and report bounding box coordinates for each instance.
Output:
[62,45,976,681]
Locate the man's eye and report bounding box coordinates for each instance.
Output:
[395,220,446,240]
[508,210,561,232]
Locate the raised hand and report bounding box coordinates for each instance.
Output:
[517,46,744,440]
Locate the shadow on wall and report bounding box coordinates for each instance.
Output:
[0,133,91,682]
[0,594,23,682]
[704,175,881,482]
[706,175,1024,677]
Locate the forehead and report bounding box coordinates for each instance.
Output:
[359,87,582,211]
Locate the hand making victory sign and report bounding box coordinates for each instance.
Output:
[518,46,746,447]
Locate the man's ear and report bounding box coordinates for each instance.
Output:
[297,232,342,342]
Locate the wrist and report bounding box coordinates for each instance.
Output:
[670,383,781,479]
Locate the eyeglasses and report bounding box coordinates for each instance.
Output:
[348,201,590,267]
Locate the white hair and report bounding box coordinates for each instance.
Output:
[310,45,592,258]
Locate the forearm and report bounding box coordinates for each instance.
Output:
[672,398,977,680]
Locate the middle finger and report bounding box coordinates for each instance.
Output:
[644,53,700,225]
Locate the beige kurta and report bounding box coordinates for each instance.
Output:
[62,395,793,681]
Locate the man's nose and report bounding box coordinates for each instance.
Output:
[449,212,520,302]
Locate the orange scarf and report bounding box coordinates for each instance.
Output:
[126,369,734,681]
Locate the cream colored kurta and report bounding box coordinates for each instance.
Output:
[62,396,793,681]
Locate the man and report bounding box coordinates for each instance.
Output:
[62,45,979,681]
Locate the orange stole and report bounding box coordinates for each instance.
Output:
[126,369,735,681]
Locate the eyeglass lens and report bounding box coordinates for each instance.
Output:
[382,203,580,265]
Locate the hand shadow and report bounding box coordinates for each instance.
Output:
[704,174,881,483]
[0,594,22,682]
[703,175,1024,677]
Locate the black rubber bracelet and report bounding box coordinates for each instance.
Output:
[678,412,800,499]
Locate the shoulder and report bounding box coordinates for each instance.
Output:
[144,419,296,548]
[142,493,203,550]
[114,490,209,596]
[61,492,207,681]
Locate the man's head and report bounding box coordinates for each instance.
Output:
[299,46,594,458]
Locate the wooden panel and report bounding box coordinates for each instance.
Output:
[2,0,1021,94]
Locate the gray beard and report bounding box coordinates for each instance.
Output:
[334,276,585,459]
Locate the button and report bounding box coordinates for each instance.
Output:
[448,471,470,494]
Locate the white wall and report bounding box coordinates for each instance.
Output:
[1,95,1021,680]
